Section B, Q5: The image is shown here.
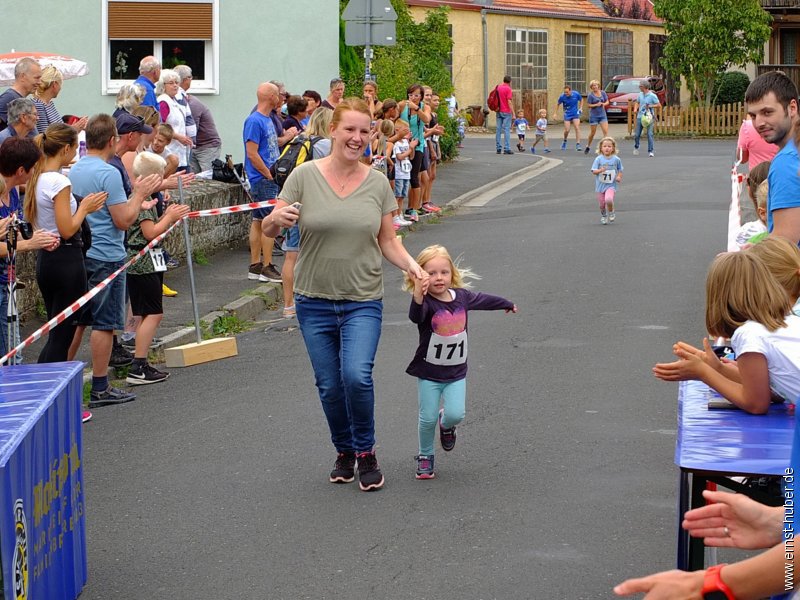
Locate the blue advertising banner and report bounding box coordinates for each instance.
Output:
[0,362,86,600]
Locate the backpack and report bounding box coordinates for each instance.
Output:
[487,85,500,112]
[271,134,322,188]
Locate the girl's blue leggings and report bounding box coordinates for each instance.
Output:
[417,378,466,455]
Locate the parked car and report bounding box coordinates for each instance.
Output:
[604,76,667,121]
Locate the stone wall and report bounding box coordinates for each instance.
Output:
[16,179,248,320]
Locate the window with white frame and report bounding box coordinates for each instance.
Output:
[103,0,219,94]
[505,28,548,91]
[564,32,587,94]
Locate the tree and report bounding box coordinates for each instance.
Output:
[603,0,655,21]
[653,0,771,106]
[338,0,453,100]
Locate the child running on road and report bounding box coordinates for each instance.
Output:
[590,137,623,225]
[530,109,550,154]
[513,110,529,152]
[404,245,517,479]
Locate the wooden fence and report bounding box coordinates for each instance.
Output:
[626,102,745,136]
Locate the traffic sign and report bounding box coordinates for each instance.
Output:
[345,20,396,46]
[342,0,397,21]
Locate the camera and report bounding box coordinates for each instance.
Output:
[7,213,33,244]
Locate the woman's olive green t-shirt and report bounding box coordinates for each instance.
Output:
[279,162,396,301]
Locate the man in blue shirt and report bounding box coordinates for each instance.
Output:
[747,71,800,246]
[243,82,283,284]
[134,56,160,110]
[632,80,660,157]
[557,85,584,151]
[69,114,161,407]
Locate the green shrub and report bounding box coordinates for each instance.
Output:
[713,72,750,105]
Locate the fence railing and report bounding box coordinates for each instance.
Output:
[626,102,745,136]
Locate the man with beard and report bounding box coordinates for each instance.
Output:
[745,71,800,244]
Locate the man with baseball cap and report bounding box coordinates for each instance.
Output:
[68,114,161,407]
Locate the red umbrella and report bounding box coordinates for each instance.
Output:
[0,51,89,87]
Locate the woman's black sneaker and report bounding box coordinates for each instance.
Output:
[356,451,384,491]
[329,451,356,483]
[126,363,169,385]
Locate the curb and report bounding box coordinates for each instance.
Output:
[445,157,553,209]
[157,284,281,350]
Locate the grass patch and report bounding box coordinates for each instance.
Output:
[82,381,91,405]
[211,314,252,337]
[192,249,210,266]
[35,298,47,321]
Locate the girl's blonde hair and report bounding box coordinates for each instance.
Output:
[589,79,600,89]
[35,65,63,96]
[403,245,478,292]
[747,236,800,302]
[755,180,769,211]
[331,97,371,130]
[378,119,394,137]
[306,106,333,139]
[705,251,790,337]
[595,136,617,155]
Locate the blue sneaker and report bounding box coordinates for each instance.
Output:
[576,143,582,152]
[415,454,435,479]
[530,147,536,154]
[561,140,567,151]
[544,148,551,153]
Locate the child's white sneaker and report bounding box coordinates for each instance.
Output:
[608,211,616,222]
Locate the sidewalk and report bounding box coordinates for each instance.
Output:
[19,135,543,364]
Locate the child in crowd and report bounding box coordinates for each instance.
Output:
[735,161,770,248]
[653,251,800,413]
[371,118,394,179]
[147,124,179,177]
[735,180,769,249]
[513,110,529,153]
[590,137,623,225]
[530,109,550,154]
[125,152,190,385]
[404,245,517,479]
[392,119,414,229]
[749,235,800,315]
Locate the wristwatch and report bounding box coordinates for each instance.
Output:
[702,564,735,599]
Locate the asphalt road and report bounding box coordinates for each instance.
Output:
[79,135,737,599]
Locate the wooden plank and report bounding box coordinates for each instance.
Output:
[164,337,239,368]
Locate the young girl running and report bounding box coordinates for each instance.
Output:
[653,251,800,413]
[590,136,623,225]
[404,245,517,479]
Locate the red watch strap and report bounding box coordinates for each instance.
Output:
[702,564,735,599]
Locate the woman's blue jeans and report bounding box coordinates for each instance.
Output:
[633,117,655,153]
[295,295,383,453]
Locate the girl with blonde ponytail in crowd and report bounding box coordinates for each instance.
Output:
[25,123,106,366]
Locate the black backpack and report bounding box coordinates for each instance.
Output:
[270,134,322,188]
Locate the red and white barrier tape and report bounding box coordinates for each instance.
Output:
[1,198,278,365]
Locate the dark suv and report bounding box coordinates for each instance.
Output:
[604,76,667,121]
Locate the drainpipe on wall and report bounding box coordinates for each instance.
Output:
[482,9,489,126]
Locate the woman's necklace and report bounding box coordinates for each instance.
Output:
[330,164,357,192]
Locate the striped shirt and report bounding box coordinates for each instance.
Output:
[33,98,62,135]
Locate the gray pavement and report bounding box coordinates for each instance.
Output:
[59,133,741,599]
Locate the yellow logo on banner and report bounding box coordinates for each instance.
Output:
[13,499,28,599]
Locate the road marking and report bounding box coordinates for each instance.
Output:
[449,157,563,208]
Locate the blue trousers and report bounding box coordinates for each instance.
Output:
[495,112,512,152]
[296,295,383,453]
[634,117,655,153]
[417,378,466,455]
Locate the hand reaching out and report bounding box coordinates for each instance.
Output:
[683,489,783,550]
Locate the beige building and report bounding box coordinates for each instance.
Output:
[406,0,667,124]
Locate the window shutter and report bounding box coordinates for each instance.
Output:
[108,2,212,40]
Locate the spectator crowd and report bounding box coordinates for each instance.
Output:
[0,55,453,424]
